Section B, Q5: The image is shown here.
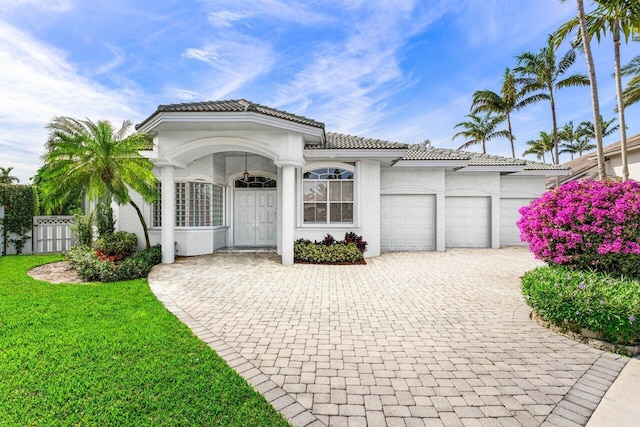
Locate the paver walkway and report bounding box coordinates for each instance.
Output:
[148,248,629,426]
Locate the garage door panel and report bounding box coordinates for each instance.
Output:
[445,197,490,248]
[500,198,533,246]
[381,195,435,251]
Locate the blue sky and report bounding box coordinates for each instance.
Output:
[1,0,639,182]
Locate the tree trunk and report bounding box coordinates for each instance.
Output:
[542,152,546,164]
[481,139,486,154]
[613,19,629,181]
[550,90,559,165]
[576,0,605,179]
[507,113,515,158]
[129,200,151,249]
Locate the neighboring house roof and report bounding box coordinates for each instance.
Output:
[551,132,640,187]
[136,99,325,131]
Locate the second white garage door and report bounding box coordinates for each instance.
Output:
[500,198,533,246]
[381,194,436,251]
[445,196,491,248]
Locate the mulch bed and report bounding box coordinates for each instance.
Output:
[27,261,88,284]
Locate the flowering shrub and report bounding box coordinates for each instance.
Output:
[518,179,640,277]
[294,232,367,264]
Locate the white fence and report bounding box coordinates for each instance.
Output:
[33,216,74,254]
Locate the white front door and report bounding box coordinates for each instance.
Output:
[234,190,277,246]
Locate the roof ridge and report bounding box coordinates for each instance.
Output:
[138,99,324,130]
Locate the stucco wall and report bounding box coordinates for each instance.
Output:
[294,160,381,258]
[445,171,500,195]
[225,154,276,178]
[607,150,640,181]
[499,175,546,197]
[114,190,156,251]
[380,167,445,194]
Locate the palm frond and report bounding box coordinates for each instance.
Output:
[556,73,590,88]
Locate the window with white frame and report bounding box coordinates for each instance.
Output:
[303,167,354,224]
[153,181,224,228]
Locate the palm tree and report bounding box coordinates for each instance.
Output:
[578,116,620,139]
[574,137,597,156]
[523,131,555,163]
[621,55,640,107]
[515,36,590,165]
[470,68,541,158]
[452,113,510,154]
[40,117,157,248]
[553,0,640,180]
[559,121,582,160]
[0,167,19,184]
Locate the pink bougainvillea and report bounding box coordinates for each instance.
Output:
[518,179,640,276]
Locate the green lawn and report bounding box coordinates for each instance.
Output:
[0,255,289,426]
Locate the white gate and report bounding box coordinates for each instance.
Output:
[33,216,74,254]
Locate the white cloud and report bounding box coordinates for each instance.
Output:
[182,37,275,99]
[208,11,248,28]
[201,0,329,26]
[453,0,576,49]
[0,20,144,182]
[0,0,73,13]
[271,1,448,134]
[94,43,126,75]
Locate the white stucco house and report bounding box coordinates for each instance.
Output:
[115,99,569,266]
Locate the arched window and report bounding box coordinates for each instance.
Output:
[234,176,277,188]
[302,167,354,224]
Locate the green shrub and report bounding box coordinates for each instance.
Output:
[522,265,640,345]
[65,245,107,281]
[95,202,115,237]
[70,209,93,247]
[66,244,162,282]
[0,184,37,255]
[94,231,137,260]
[294,241,363,263]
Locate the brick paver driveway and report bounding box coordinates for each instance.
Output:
[149,248,627,427]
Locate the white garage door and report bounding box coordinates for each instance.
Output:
[445,196,490,248]
[500,198,533,246]
[381,195,436,251]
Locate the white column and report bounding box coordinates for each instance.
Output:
[276,166,283,255]
[161,165,175,264]
[281,165,295,266]
[436,193,446,251]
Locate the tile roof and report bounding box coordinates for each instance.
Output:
[305,132,408,150]
[402,145,566,170]
[402,145,471,160]
[136,99,324,130]
[523,161,569,171]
